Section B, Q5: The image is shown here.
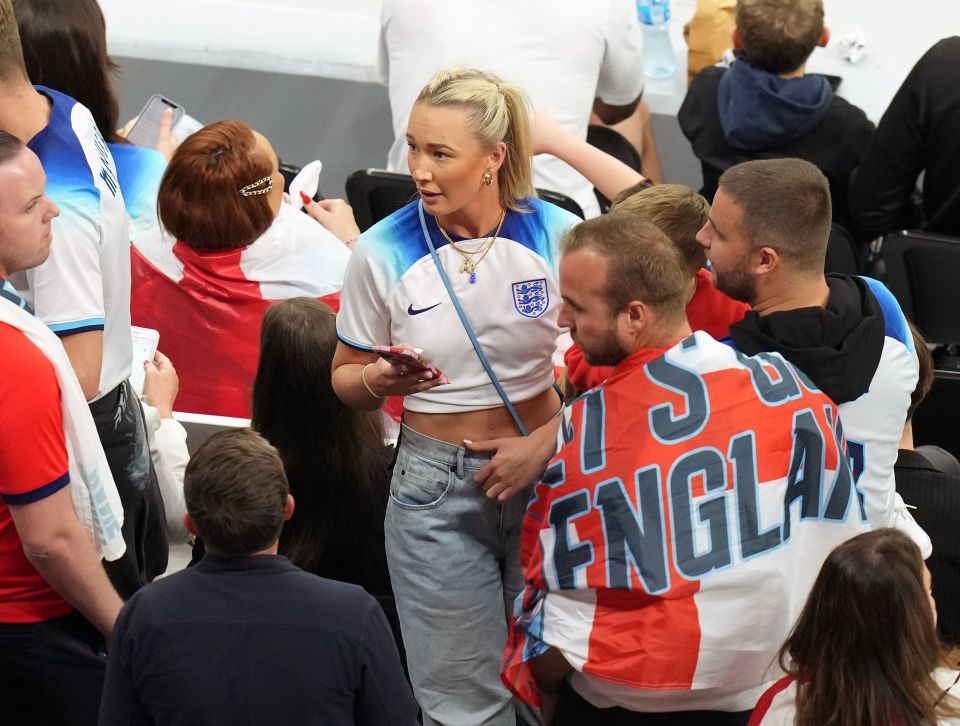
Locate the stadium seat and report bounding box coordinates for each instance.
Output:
[825,224,861,275]
[586,125,643,213]
[881,230,960,347]
[173,411,249,456]
[912,368,960,464]
[535,188,586,220]
[346,169,584,232]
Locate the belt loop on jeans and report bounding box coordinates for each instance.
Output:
[456,446,465,479]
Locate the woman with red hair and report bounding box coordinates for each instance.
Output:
[132,120,357,418]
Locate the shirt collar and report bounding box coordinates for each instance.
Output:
[194,552,299,575]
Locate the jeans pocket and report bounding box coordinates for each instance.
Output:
[390,448,454,510]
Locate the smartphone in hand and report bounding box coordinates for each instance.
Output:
[371,345,448,382]
[127,94,185,148]
[130,326,160,395]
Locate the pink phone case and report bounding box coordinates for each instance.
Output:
[371,345,446,380]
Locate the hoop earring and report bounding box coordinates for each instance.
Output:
[482,171,493,188]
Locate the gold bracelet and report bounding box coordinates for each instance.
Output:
[361,363,385,399]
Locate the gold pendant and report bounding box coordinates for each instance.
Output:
[460,260,476,274]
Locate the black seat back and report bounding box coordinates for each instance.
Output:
[346,169,584,232]
[913,369,960,463]
[881,230,960,345]
[825,224,860,275]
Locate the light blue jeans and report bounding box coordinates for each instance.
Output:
[385,425,538,726]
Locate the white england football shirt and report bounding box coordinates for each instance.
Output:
[337,198,579,413]
[16,87,131,402]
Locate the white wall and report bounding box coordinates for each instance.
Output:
[103,0,960,122]
[103,1,960,193]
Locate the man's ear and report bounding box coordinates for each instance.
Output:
[733,27,743,50]
[624,299,648,334]
[755,246,781,277]
[818,26,830,48]
[284,494,295,522]
[184,513,199,537]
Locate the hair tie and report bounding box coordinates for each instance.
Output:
[238,175,273,197]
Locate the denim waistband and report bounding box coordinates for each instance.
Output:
[399,424,494,479]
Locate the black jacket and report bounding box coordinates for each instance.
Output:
[99,555,418,726]
[849,37,960,239]
[896,449,960,644]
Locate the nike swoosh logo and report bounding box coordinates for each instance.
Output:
[407,302,442,316]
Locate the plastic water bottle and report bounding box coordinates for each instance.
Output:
[637,0,676,80]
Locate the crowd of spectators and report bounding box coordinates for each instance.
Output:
[1,0,959,724]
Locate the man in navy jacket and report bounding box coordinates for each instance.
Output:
[99,429,418,726]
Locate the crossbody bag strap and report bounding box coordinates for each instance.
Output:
[418,202,528,436]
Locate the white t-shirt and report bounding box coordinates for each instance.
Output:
[378,0,644,219]
[336,198,579,414]
[16,86,132,402]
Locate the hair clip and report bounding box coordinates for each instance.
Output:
[238,175,273,197]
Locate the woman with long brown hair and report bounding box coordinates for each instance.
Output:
[751,528,960,725]
[251,298,392,598]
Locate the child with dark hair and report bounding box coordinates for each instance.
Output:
[678,0,873,231]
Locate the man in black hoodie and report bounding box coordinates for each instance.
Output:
[678,0,873,231]
[697,158,928,552]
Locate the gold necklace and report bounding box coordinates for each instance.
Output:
[437,211,506,284]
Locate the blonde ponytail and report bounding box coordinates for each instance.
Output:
[415,66,536,212]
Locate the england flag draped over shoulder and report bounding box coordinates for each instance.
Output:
[131,204,349,418]
[502,332,871,710]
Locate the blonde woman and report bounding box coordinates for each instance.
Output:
[333,67,579,724]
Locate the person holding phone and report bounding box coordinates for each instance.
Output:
[0,0,170,600]
[130,120,357,419]
[12,0,180,238]
[332,67,580,725]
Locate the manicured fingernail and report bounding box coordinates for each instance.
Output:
[424,372,433,380]
[463,439,473,445]
[299,191,311,205]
